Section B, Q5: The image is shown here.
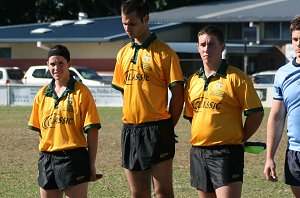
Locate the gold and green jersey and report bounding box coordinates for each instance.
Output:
[184,61,263,146]
[112,33,184,124]
[28,78,101,152]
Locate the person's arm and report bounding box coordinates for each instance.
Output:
[263,99,286,182]
[243,110,264,141]
[87,127,99,181]
[169,84,184,126]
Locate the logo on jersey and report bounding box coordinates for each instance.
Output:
[210,82,224,98]
[65,96,74,112]
[124,69,150,85]
[191,97,221,112]
[42,113,74,129]
[141,54,152,71]
[145,54,151,62]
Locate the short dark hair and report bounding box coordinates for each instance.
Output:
[198,25,225,44]
[121,0,149,21]
[48,45,70,62]
[290,15,300,33]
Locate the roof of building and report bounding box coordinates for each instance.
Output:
[0,16,181,43]
[150,0,299,23]
[0,0,298,43]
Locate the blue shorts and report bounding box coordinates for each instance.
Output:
[190,145,244,192]
[121,118,175,171]
[38,148,90,191]
[285,149,300,186]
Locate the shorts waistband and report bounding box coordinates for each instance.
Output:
[41,147,86,156]
[123,118,172,127]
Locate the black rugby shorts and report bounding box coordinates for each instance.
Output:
[190,145,244,192]
[121,118,175,171]
[38,147,90,191]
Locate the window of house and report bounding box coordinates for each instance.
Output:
[0,48,11,58]
[226,23,243,40]
[264,22,280,39]
[266,22,283,39]
[281,22,291,40]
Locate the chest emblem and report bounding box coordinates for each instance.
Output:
[66,96,74,112]
[210,81,224,98]
[144,54,151,62]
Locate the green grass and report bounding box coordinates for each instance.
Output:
[0,107,289,197]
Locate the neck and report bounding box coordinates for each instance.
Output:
[134,31,151,45]
[55,75,70,88]
[203,59,222,76]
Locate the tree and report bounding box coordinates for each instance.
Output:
[0,0,213,26]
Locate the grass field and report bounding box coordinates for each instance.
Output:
[0,106,290,197]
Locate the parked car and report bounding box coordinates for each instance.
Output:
[0,67,24,85]
[251,70,277,85]
[23,65,106,86]
[97,72,113,85]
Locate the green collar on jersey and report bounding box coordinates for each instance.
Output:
[198,59,229,80]
[198,59,229,91]
[130,33,157,64]
[44,77,76,108]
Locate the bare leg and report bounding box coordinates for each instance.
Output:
[215,181,242,198]
[291,185,300,198]
[151,159,174,198]
[65,182,88,198]
[124,168,152,198]
[197,190,217,198]
[40,188,63,198]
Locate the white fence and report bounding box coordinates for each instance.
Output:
[0,84,272,108]
[254,84,273,108]
[0,84,123,107]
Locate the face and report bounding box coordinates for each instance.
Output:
[121,11,149,41]
[291,30,300,61]
[47,56,70,81]
[198,33,224,66]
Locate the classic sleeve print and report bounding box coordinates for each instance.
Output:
[233,70,263,115]
[112,45,130,92]
[28,87,46,132]
[79,86,101,132]
[183,76,194,119]
[160,45,184,87]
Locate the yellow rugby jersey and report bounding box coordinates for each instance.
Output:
[28,78,101,152]
[112,33,184,124]
[184,60,263,146]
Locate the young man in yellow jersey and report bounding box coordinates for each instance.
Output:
[184,25,264,198]
[28,45,101,198]
[112,0,184,197]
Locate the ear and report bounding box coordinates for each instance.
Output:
[143,14,149,24]
[221,43,225,52]
[67,61,72,68]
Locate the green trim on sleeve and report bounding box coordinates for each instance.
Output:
[169,81,184,88]
[111,84,124,93]
[27,125,41,133]
[83,123,101,133]
[183,115,193,120]
[244,107,264,116]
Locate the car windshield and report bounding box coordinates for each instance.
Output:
[253,74,274,84]
[7,69,24,80]
[75,68,103,80]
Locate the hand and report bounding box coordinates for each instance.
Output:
[175,133,178,143]
[264,159,278,182]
